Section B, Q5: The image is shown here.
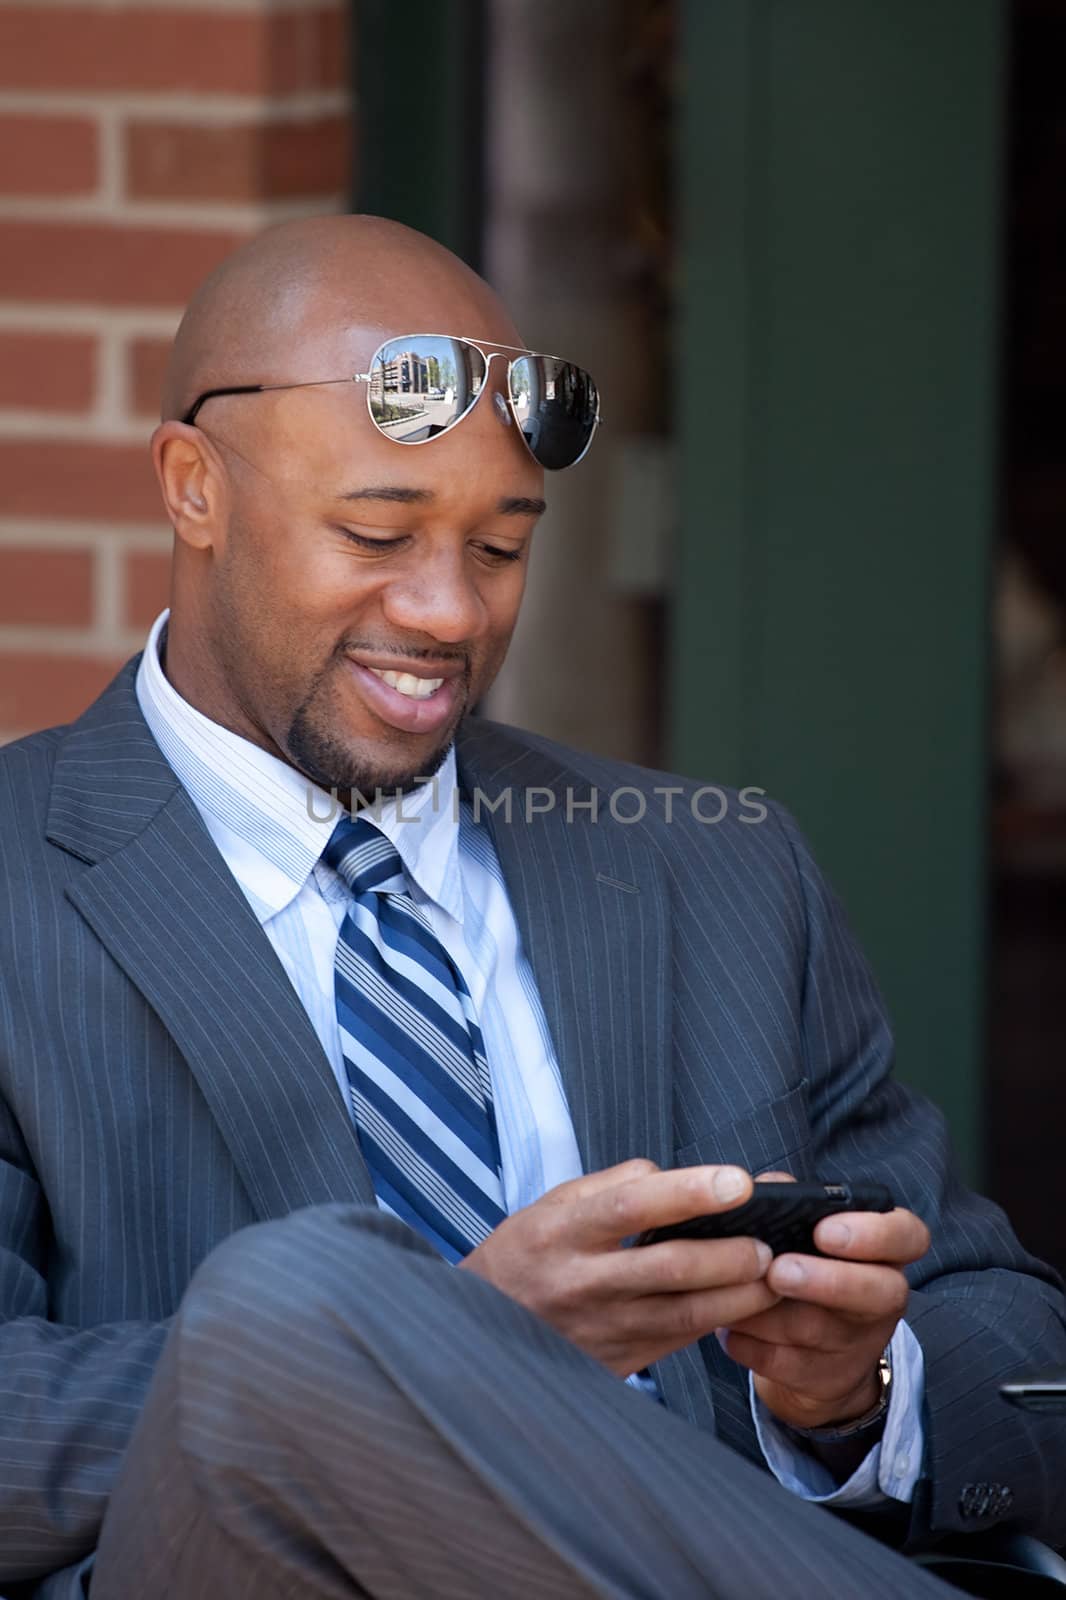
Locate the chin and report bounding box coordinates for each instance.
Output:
[285,713,456,800]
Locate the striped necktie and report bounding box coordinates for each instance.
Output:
[324,813,506,1263]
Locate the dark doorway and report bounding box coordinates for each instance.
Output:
[988,0,1066,1275]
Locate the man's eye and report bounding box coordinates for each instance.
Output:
[337,529,405,552]
[479,543,523,564]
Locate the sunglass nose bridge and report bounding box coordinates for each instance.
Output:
[471,348,513,394]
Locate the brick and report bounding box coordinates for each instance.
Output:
[0,440,161,523]
[124,549,171,629]
[0,221,251,308]
[125,115,351,204]
[0,650,127,735]
[264,114,351,198]
[0,113,99,196]
[0,547,94,626]
[129,337,173,420]
[0,6,347,96]
[0,331,96,412]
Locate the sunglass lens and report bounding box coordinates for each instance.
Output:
[508,356,599,470]
[367,337,486,443]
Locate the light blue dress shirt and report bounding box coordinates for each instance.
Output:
[136,609,924,1506]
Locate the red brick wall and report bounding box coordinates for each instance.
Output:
[0,0,351,740]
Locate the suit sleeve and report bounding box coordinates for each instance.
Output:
[0,1091,170,1586]
[773,802,1066,1550]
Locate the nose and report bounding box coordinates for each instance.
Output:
[380,542,484,646]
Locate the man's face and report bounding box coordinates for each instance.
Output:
[192,333,545,797]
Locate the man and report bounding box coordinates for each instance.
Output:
[0,215,1062,1600]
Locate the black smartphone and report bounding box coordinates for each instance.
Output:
[999,1370,1066,1414]
[634,1181,896,1256]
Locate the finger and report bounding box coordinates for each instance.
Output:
[570,1164,754,1248]
[766,1254,911,1321]
[541,1158,660,1208]
[717,1327,795,1381]
[717,1328,865,1398]
[719,1298,850,1352]
[754,1170,796,1183]
[619,1234,772,1297]
[813,1206,930,1266]
[612,1278,780,1353]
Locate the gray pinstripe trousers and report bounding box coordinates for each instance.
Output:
[91,1205,954,1600]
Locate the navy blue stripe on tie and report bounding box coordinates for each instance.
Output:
[325,813,506,1260]
[335,919,482,1090]
[335,971,484,1118]
[359,900,465,998]
[349,1087,498,1257]
[336,1013,503,1174]
[349,1066,503,1211]
[334,937,492,1116]
[375,1177,463,1264]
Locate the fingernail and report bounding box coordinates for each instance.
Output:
[754,1241,773,1272]
[820,1220,850,1249]
[775,1257,806,1286]
[713,1166,747,1203]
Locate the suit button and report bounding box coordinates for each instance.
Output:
[959,1482,1014,1520]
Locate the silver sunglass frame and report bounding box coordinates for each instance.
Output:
[182,333,603,470]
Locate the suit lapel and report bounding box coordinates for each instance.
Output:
[456,718,674,1180]
[50,663,375,1222]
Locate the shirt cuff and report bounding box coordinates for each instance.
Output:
[625,1367,663,1400]
[749,1319,925,1507]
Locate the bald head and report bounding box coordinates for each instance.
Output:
[162,213,521,423]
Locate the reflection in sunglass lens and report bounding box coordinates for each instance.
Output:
[508,355,599,470]
[367,336,486,444]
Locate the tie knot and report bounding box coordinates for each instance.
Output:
[322,814,404,897]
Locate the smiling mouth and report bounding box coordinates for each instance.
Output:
[364,667,444,700]
[344,655,465,737]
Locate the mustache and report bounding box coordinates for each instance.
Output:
[335,640,470,669]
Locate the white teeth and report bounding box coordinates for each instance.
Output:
[367,668,444,700]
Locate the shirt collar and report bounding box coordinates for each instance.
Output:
[370,762,464,921]
[135,609,464,926]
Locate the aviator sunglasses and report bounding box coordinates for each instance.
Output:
[182,333,602,471]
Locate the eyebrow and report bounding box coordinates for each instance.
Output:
[339,486,432,505]
[498,495,547,517]
[339,486,546,518]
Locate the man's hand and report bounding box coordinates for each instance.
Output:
[460,1159,779,1377]
[717,1174,931,1429]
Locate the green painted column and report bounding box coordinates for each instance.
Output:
[353,0,486,267]
[671,0,1006,1179]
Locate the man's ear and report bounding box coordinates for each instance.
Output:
[151,423,225,550]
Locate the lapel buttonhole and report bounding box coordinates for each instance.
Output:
[595,871,640,895]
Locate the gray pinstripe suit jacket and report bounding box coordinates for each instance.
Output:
[1,660,1064,1596]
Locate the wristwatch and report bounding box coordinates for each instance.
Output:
[787,1347,893,1442]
